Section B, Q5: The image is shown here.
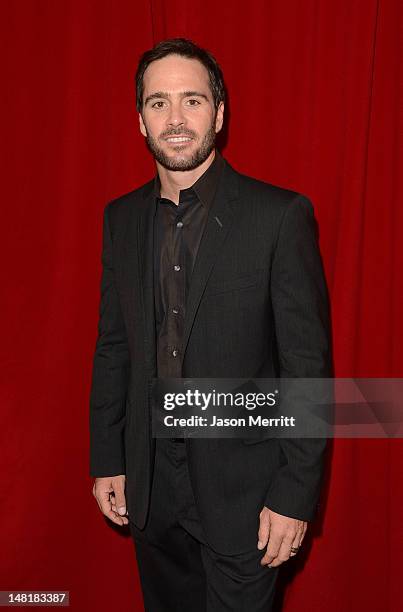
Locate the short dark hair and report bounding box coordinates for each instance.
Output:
[135,38,225,113]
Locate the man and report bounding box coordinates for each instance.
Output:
[90,38,332,611]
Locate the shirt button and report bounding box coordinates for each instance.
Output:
[172,308,179,314]
[176,221,183,228]
[172,349,179,357]
[174,265,181,272]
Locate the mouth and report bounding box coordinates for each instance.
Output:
[164,136,194,144]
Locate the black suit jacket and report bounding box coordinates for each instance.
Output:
[89,155,333,555]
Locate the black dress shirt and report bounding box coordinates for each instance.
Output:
[153,150,225,378]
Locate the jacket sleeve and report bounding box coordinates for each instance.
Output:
[264,194,333,521]
[89,202,130,477]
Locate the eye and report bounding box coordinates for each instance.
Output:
[151,101,166,109]
[186,99,201,106]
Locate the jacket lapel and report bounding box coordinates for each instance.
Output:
[181,163,238,362]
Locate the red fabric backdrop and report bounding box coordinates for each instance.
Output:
[2,1,402,610]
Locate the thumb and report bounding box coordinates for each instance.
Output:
[112,478,127,515]
[257,508,271,550]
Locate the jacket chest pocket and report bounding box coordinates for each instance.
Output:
[204,269,265,297]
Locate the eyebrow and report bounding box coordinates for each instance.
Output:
[144,90,209,105]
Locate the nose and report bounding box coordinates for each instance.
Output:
[167,102,186,128]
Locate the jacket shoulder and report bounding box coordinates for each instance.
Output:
[236,169,310,212]
[107,178,154,213]
[102,178,154,233]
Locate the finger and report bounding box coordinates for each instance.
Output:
[110,493,129,517]
[257,510,271,550]
[290,525,304,556]
[112,480,127,517]
[112,502,129,516]
[110,500,128,519]
[260,534,283,565]
[97,486,113,515]
[97,486,127,525]
[105,507,129,526]
[108,494,129,524]
[267,536,294,567]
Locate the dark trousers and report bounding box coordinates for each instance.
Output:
[129,438,279,611]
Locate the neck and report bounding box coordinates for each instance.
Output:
[156,149,216,204]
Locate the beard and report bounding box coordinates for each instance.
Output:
[143,119,217,171]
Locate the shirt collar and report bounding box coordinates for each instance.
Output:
[153,148,225,210]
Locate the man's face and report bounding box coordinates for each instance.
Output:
[139,54,224,171]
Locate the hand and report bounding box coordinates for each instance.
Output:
[92,475,129,526]
[257,506,307,567]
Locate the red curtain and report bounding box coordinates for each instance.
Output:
[2,1,402,610]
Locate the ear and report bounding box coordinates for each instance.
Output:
[215,102,224,134]
[139,112,147,138]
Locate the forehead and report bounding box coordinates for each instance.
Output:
[143,55,211,95]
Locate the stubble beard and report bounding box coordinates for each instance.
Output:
[143,118,217,171]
